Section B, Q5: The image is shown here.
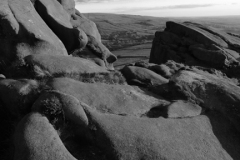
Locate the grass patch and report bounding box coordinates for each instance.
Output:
[39,96,65,130]
[53,71,127,85]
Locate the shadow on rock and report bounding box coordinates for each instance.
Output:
[205,111,240,160]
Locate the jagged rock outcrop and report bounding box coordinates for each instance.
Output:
[149,21,240,73]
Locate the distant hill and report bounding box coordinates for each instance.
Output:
[85,13,240,51]
[84,13,172,50]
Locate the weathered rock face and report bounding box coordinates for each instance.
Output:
[33,0,87,52]
[32,90,89,128]
[0,0,68,66]
[121,66,169,86]
[87,35,117,69]
[48,77,168,116]
[0,0,116,74]
[71,9,102,42]
[166,21,229,48]
[72,47,107,68]
[25,54,109,77]
[149,21,240,72]
[1,1,240,159]
[167,70,240,132]
[70,9,117,70]
[14,113,77,160]
[86,108,240,160]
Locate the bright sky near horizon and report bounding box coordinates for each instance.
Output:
[75,0,240,17]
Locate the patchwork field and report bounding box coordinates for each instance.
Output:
[86,13,240,68]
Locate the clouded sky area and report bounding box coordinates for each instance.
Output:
[75,0,240,17]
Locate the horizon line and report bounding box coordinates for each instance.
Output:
[80,12,240,18]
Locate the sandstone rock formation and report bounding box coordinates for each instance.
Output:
[149,21,240,73]
[1,1,240,159]
[25,54,109,77]
[0,0,116,73]
[33,0,88,52]
[0,0,68,67]
[121,65,169,86]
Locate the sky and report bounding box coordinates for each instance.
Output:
[75,0,240,17]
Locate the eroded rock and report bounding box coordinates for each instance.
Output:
[70,10,117,70]
[48,77,168,116]
[0,0,67,67]
[14,113,77,160]
[32,90,89,128]
[121,66,169,86]
[25,54,108,77]
[169,70,240,132]
[85,107,240,160]
[150,21,240,71]
[33,0,87,52]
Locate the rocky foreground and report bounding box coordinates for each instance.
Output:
[0,0,240,160]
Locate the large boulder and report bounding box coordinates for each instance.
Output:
[133,60,186,79]
[146,100,202,118]
[149,60,186,79]
[14,113,77,160]
[48,77,169,116]
[149,31,183,64]
[33,0,88,52]
[189,44,238,67]
[183,22,240,50]
[85,107,240,160]
[121,66,169,86]
[149,43,181,64]
[71,9,117,69]
[72,47,106,68]
[164,100,202,118]
[168,69,240,132]
[149,21,240,71]
[0,0,67,66]
[165,21,228,48]
[25,54,108,77]
[87,35,117,70]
